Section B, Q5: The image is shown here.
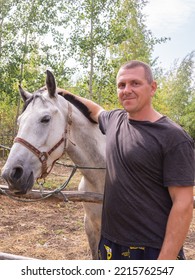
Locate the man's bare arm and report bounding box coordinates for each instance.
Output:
[158,186,193,259]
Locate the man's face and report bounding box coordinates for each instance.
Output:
[116,66,157,118]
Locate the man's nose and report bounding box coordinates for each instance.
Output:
[123,84,132,94]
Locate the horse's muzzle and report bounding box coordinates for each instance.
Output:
[1,165,34,194]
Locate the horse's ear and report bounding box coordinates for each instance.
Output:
[46,70,56,98]
[18,85,32,102]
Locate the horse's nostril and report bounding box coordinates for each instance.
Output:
[10,166,24,181]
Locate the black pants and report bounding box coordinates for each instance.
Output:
[98,236,186,260]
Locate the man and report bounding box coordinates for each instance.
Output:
[66,60,194,259]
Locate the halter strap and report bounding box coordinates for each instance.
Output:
[14,137,65,178]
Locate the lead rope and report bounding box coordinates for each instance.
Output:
[0,164,78,203]
[0,161,105,203]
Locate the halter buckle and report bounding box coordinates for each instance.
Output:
[39,152,48,163]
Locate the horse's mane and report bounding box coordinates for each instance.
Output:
[21,87,97,124]
[57,89,97,124]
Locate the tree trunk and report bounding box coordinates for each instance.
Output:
[89,0,94,99]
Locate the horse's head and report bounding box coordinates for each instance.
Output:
[1,70,67,194]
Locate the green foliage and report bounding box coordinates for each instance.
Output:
[0,92,18,145]
[0,0,72,98]
[154,52,195,138]
[0,0,194,139]
[180,96,195,139]
[69,0,168,104]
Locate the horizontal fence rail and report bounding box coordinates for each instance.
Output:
[0,185,103,204]
[0,252,38,260]
[0,184,194,207]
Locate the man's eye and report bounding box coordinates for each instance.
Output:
[132,81,140,86]
[118,83,125,89]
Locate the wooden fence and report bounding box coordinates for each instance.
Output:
[0,134,14,158]
[0,185,103,260]
[0,185,103,204]
[0,252,38,260]
[0,116,15,158]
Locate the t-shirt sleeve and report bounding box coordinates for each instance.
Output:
[163,141,195,187]
[98,110,115,135]
[98,111,108,134]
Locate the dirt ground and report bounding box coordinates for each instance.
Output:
[0,161,195,260]
[0,194,91,259]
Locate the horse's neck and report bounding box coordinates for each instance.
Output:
[63,102,106,171]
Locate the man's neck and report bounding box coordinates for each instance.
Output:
[128,108,163,123]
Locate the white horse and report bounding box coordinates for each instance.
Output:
[1,70,106,259]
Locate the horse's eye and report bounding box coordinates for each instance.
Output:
[40,115,51,123]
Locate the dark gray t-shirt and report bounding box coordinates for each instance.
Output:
[99,109,194,248]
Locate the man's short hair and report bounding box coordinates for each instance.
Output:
[118,60,154,84]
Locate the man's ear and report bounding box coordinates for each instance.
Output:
[150,81,157,97]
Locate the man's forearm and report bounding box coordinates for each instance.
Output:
[75,96,104,122]
[158,201,193,259]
